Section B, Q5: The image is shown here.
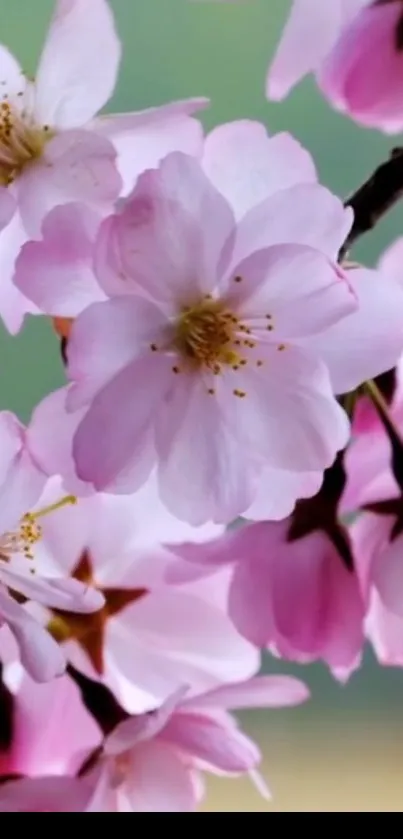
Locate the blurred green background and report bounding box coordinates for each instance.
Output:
[2,0,403,811]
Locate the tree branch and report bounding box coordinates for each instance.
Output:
[340,146,403,260]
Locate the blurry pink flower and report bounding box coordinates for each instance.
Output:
[0,777,92,812]
[0,670,101,777]
[19,472,257,712]
[267,0,403,133]
[86,677,308,812]
[0,671,100,811]
[0,412,104,681]
[175,520,366,681]
[62,150,359,525]
[349,448,403,666]
[0,0,206,333]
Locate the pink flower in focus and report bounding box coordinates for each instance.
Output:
[16,468,257,712]
[174,519,366,681]
[62,150,359,525]
[0,412,104,682]
[0,0,206,333]
[268,0,403,133]
[85,677,309,812]
[15,121,403,523]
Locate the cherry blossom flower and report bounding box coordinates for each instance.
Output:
[60,150,358,524]
[0,668,308,812]
[61,146,403,524]
[172,518,365,681]
[0,411,104,682]
[0,0,206,333]
[85,677,308,812]
[10,470,257,712]
[15,121,403,524]
[267,0,403,133]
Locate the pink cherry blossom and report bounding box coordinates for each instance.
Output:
[174,519,366,681]
[268,0,403,133]
[85,676,308,812]
[0,0,206,333]
[61,150,359,525]
[16,472,257,712]
[0,411,104,682]
[16,121,403,523]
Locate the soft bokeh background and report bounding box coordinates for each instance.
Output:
[2,0,403,811]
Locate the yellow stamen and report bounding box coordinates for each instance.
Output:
[26,495,77,522]
[173,298,250,372]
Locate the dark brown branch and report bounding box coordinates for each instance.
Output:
[340,146,403,260]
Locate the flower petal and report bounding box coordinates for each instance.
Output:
[155,374,258,525]
[245,466,323,522]
[0,211,36,334]
[220,344,349,471]
[0,777,93,813]
[35,0,121,128]
[161,711,260,773]
[14,203,104,316]
[105,687,187,757]
[203,121,316,219]
[186,675,310,711]
[93,98,207,195]
[226,244,356,338]
[27,388,92,497]
[0,412,46,534]
[0,588,65,682]
[72,354,169,491]
[0,567,104,613]
[267,0,345,100]
[124,741,196,812]
[95,152,235,303]
[302,267,403,394]
[66,295,167,410]
[232,183,353,265]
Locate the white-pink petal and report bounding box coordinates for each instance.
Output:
[94,99,207,196]
[35,0,121,129]
[203,121,317,219]
[155,375,258,525]
[227,244,356,338]
[267,0,348,100]
[187,676,310,711]
[231,183,353,266]
[301,267,403,394]
[0,589,65,682]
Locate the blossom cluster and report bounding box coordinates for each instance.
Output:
[0,0,403,812]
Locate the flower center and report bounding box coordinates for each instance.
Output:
[0,102,53,186]
[0,495,77,564]
[173,298,242,371]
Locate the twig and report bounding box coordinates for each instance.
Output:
[340,146,403,260]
